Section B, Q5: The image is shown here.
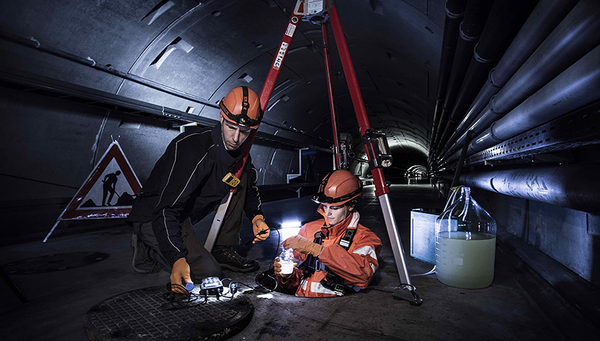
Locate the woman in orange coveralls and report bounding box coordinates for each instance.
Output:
[274,169,382,297]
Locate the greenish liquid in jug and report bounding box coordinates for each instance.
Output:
[436,231,496,289]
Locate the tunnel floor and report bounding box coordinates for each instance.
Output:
[0,184,577,340]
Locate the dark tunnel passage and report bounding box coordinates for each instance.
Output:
[0,0,599,340]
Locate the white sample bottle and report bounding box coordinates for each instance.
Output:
[279,248,295,275]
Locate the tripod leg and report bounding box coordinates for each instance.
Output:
[328,4,422,305]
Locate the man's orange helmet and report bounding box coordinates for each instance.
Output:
[312,169,363,206]
[219,86,263,129]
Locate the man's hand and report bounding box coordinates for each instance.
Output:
[281,235,323,257]
[252,214,270,243]
[274,257,297,278]
[170,257,192,293]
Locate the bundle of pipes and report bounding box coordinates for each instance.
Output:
[435,0,600,167]
[434,0,538,156]
[431,0,492,154]
[438,0,579,159]
[429,0,600,213]
[429,0,467,160]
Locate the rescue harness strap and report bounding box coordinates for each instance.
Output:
[299,226,359,294]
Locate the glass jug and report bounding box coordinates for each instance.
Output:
[435,186,497,289]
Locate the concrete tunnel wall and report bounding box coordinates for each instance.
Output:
[471,187,600,286]
[0,87,332,239]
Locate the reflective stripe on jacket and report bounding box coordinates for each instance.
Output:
[127,124,262,265]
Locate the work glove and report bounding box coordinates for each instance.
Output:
[252,214,270,243]
[273,257,297,278]
[281,235,323,257]
[170,257,192,293]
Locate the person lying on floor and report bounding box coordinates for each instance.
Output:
[273,169,382,297]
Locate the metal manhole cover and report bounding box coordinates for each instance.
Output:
[84,286,253,341]
[3,252,109,274]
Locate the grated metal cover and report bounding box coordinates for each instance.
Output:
[84,286,253,341]
[3,252,109,274]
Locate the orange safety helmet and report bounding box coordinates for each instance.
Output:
[219,86,263,129]
[312,169,363,206]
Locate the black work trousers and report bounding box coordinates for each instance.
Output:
[132,173,249,281]
[133,219,221,281]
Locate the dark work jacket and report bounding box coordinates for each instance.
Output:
[127,124,262,265]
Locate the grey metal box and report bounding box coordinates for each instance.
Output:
[410,208,441,264]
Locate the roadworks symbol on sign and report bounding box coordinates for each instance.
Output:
[60,141,142,220]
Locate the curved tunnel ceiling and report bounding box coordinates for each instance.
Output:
[0,0,443,172]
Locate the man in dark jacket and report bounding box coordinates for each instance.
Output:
[127,86,270,291]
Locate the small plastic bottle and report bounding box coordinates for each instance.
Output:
[279,248,295,275]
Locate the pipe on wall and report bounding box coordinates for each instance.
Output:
[440,0,600,163]
[435,0,535,154]
[467,43,600,154]
[432,0,493,151]
[430,0,467,154]
[438,0,578,158]
[459,163,600,214]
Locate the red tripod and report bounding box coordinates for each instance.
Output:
[206,0,422,305]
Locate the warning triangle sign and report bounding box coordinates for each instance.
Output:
[60,141,142,219]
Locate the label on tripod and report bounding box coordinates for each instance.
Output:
[285,23,296,37]
[273,42,289,70]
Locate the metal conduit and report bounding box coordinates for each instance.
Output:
[441,0,600,164]
[432,0,493,151]
[435,0,535,155]
[440,0,579,158]
[467,44,600,154]
[459,163,600,214]
[430,0,467,155]
[442,43,600,166]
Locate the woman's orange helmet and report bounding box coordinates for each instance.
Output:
[219,86,263,129]
[313,169,362,206]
